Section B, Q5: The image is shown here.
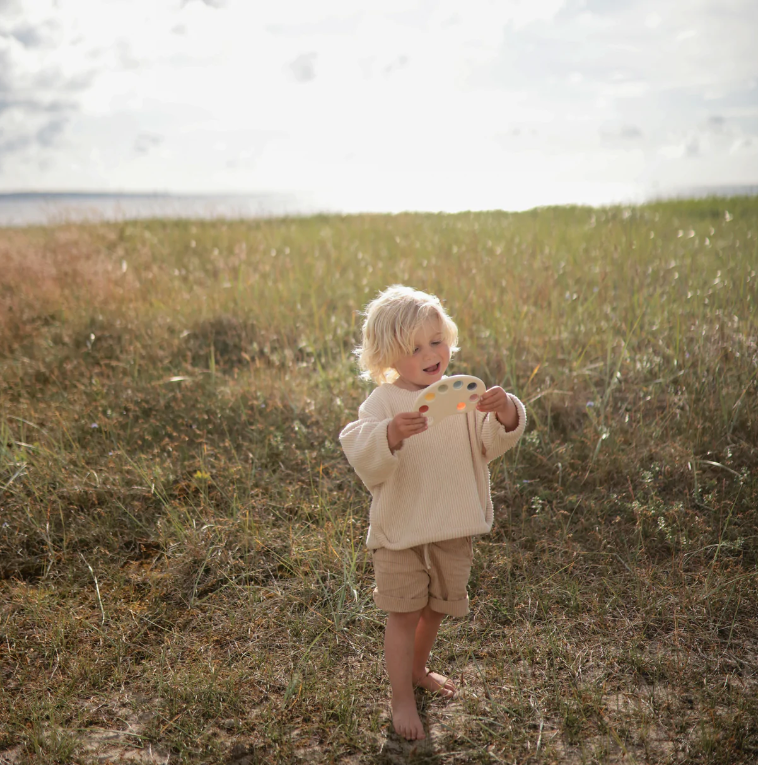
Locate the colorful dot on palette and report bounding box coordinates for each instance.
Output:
[411,375,486,429]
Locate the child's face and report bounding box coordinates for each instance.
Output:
[392,317,450,390]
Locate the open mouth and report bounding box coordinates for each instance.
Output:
[424,363,440,374]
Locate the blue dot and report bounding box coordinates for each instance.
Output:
[453,380,463,389]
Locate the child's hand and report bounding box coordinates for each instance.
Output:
[387,412,427,453]
[477,386,519,431]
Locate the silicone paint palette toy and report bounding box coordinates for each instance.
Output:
[412,375,486,428]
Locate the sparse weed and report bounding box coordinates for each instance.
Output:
[1,198,757,763]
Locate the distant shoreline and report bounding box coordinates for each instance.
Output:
[645,184,758,202]
[0,191,294,200]
[3,184,757,202]
[0,191,328,227]
[1,185,756,227]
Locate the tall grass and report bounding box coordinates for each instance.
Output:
[1,198,756,763]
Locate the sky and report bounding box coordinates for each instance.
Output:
[1,0,757,212]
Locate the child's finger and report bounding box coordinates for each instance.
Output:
[400,413,426,426]
[397,413,427,431]
[477,392,504,411]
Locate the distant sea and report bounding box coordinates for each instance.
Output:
[0,191,329,228]
[0,185,756,228]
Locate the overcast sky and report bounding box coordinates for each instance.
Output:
[1,0,757,211]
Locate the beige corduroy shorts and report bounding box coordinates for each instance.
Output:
[371,536,474,616]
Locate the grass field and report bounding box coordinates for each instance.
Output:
[1,198,756,764]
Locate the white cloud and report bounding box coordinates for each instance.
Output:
[644,13,662,29]
[0,0,756,204]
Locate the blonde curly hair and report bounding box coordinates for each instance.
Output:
[355,285,459,385]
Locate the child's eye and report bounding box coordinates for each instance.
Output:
[432,341,440,346]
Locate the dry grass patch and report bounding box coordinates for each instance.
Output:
[1,199,757,763]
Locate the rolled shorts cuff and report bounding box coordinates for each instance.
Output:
[373,589,428,613]
[429,595,470,617]
[372,589,470,617]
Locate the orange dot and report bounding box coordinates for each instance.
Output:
[457,402,466,411]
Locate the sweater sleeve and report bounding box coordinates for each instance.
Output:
[480,393,527,462]
[338,393,399,490]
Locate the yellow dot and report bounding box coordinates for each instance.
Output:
[425,392,436,401]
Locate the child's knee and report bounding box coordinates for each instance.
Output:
[420,603,445,621]
[387,609,423,630]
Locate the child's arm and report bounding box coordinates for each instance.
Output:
[339,397,411,489]
[387,412,427,452]
[477,387,519,431]
[476,386,527,461]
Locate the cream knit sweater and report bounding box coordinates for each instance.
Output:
[339,383,527,550]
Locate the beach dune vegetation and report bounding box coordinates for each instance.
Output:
[1,198,756,763]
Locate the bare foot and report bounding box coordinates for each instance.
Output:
[391,696,426,740]
[413,668,456,698]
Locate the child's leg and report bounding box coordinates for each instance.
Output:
[385,609,425,740]
[411,604,456,697]
[374,544,463,739]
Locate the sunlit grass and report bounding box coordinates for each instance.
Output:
[1,197,756,763]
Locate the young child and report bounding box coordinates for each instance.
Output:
[339,285,526,741]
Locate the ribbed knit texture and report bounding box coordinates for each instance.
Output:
[339,383,527,550]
